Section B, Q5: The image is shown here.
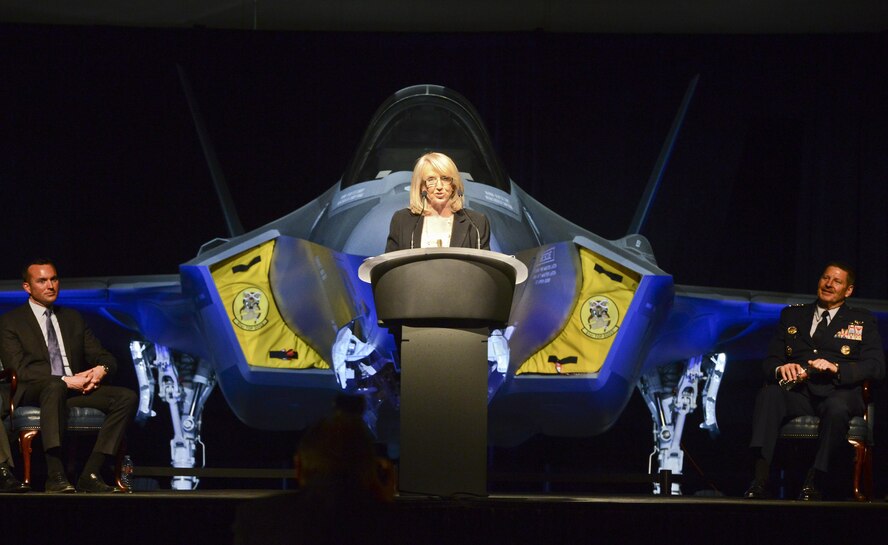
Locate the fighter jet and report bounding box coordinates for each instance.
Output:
[2,83,885,492]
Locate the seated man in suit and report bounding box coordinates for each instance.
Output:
[745,261,885,500]
[0,258,138,493]
[1,382,30,492]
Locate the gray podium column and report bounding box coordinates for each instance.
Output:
[359,248,526,497]
[400,326,488,496]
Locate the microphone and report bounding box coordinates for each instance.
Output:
[410,191,427,249]
[464,211,482,250]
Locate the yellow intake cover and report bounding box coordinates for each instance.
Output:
[210,240,329,369]
[518,249,638,374]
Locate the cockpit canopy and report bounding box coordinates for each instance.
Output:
[341,85,510,193]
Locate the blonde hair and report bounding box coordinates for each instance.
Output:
[408,152,465,215]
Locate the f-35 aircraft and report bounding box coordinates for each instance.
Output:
[2,84,886,492]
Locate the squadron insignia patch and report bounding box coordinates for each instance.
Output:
[233,287,270,331]
[580,295,620,339]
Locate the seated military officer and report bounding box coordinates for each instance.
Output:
[744,261,885,500]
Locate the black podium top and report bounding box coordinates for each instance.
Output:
[359,248,528,327]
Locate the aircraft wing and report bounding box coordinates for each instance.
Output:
[0,275,206,358]
[647,284,888,370]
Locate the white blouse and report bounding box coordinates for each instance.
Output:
[420,215,454,248]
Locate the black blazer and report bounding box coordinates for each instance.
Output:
[385,208,491,253]
[0,303,117,404]
[762,302,885,396]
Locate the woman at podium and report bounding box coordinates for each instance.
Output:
[385,152,490,252]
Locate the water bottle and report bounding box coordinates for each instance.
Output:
[121,455,134,492]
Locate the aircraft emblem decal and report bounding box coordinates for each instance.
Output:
[233,287,270,331]
[580,295,620,339]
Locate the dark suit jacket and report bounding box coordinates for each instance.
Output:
[385,208,490,252]
[0,302,117,405]
[762,302,885,396]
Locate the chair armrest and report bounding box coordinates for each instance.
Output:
[862,380,875,443]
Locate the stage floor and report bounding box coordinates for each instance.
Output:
[3,490,886,544]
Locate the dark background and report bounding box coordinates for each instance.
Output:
[1,24,886,497]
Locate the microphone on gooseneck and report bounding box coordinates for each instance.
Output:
[465,213,481,250]
[459,190,481,250]
[411,190,427,249]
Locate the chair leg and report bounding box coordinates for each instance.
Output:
[862,445,873,500]
[19,430,39,486]
[850,440,869,502]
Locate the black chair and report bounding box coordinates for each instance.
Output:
[0,368,126,490]
[778,381,873,501]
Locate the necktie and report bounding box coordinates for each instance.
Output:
[812,310,830,346]
[45,308,65,376]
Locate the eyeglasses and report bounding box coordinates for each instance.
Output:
[423,176,454,188]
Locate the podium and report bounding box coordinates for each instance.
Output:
[359,248,527,496]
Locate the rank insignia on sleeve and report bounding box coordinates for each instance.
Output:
[787,326,798,335]
[841,345,851,355]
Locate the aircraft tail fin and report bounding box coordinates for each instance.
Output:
[176,64,245,238]
[626,74,699,236]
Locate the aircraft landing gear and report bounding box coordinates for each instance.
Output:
[638,353,726,495]
[130,341,216,490]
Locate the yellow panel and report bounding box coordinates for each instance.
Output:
[517,248,639,374]
[210,240,329,369]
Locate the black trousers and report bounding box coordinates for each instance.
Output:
[749,384,864,472]
[19,377,137,456]
[0,421,12,466]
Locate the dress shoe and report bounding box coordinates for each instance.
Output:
[743,480,770,499]
[45,473,76,494]
[77,472,118,493]
[0,464,30,493]
[798,484,823,501]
